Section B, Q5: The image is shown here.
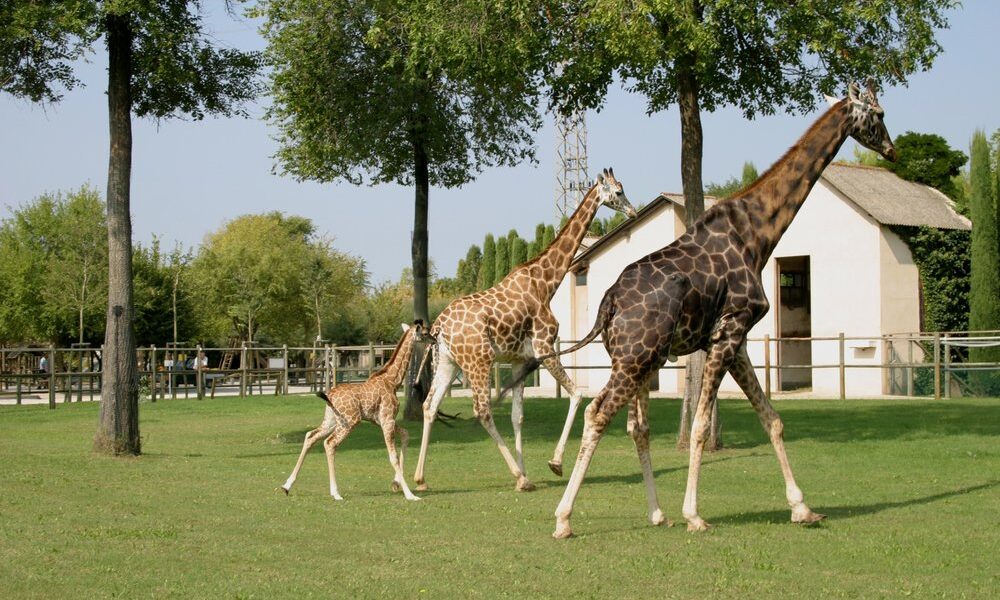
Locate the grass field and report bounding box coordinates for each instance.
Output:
[1,395,998,599]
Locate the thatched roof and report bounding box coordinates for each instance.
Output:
[821,163,970,230]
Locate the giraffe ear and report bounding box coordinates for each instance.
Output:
[401,323,410,333]
[824,94,840,107]
[848,82,862,103]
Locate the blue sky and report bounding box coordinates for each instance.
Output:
[2,2,998,285]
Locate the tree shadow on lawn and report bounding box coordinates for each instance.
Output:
[712,480,1000,527]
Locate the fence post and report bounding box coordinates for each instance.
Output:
[282,345,289,395]
[48,345,56,409]
[240,343,248,397]
[150,346,158,403]
[943,335,952,399]
[369,342,375,379]
[906,337,914,397]
[16,368,22,405]
[763,334,771,402]
[324,344,332,391]
[839,332,846,401]
[933,332,941,400]
[196,345,204,400]
[494,363,501,399]
[555,337,562,400]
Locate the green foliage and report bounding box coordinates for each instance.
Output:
[876,132,968,207]
[131,239,197,346]
[256,0,544,187]
[968,131,1000,365]
[188,213,367,346]
[542,224,555,249]
[891,226,970,333]
[0,186,107,344]
[456,245,482,294]
[477,234,496,290]
[494,237,510,284]
[510,237,527,269]
[550,1,954,118]
[705,161,759,198]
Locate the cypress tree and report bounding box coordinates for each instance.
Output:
[542,224,556,248]
[494,237,510,284]
[526,241,538,259]
[461,244,482,294]
[968,131,1000,369]
[534,223,546,249]
[511,237,527,268]
[478,234,496,290]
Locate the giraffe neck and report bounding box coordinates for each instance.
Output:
[536,184,603,295]
[739,100,853,268]
[374,330,415,388]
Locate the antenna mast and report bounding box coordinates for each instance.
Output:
[555,110,589,220]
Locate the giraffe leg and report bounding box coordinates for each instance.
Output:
[628,385,671,528]
[554,369,640,538]
[469,369,532,491]
[531,331,582,477]
[281,424,332,494]
[323,426,353,500]
[682,326,745,531]
[382,422,420,501]
[413,347,458,492]
[509,360,528,477]
[729,345,824,524]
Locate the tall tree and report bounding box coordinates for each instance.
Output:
[549,0,954,450]
[494,236,511,284]
[877,131,968,207]
[256,0,546,326]
[2,1,260,455]
[968,132,1000,372]
[0,187,107,344]
[458,244,482,294]
[478,234,497,291]
[302,238,369,343]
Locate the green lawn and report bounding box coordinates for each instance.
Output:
[1,395,997,599]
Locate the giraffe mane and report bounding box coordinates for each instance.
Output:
[726,99,849,202]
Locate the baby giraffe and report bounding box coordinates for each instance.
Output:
[281,321,427,501]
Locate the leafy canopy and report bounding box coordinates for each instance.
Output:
[256,0,547,187]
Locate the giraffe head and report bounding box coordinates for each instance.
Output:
[403,319,431,343]
[595,168,638,218]
[830,81,897,162]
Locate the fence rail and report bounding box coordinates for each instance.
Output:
[2,330,999,407]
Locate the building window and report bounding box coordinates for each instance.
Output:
[575,271,587,286]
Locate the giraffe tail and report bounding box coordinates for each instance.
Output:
[317,391,334,409]
[498,290,616,401]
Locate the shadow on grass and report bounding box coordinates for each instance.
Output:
[714,480,1000,527]
[270,397,999,454]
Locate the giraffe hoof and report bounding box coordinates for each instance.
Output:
[415,482,429,492]
[279,486,290,496]
[390,481,402,493]
[405,494,422,502]
[547,460,564,477]
[686,517,711,532]
[515,478,536,492]
[792,509,826,525]
[553,524,574,539]
[650,509,672,527]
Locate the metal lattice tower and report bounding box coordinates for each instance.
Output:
[555,110,589,220]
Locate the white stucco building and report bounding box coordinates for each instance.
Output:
[541,163,970,398]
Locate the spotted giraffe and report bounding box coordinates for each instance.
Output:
[281,321,429,501]
[511,82,897,537]
[412,169,637,492]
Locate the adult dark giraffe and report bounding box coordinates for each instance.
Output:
[413,169,636,493]
[510,82,897,537]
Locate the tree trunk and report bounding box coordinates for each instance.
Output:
[675,51,720,451]
[94,13,140,456]
[405,136,432,420]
